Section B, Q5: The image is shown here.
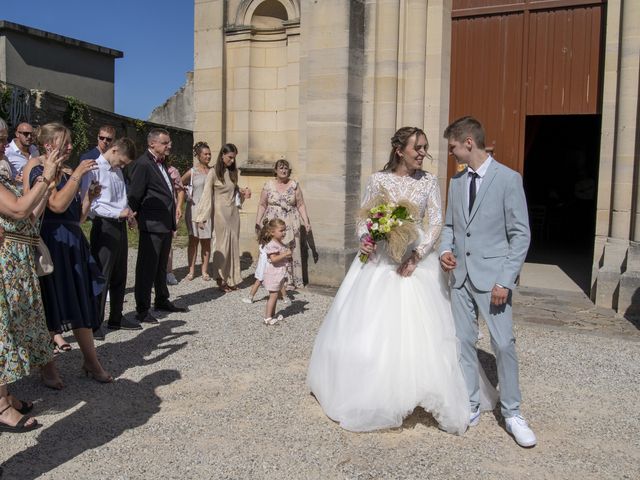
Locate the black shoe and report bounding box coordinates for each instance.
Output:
[153,301,188,313]
[107,317,143,330]
[93,326,106,340]
[135,312,159,324]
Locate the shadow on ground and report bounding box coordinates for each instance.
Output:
[1,321,195,480]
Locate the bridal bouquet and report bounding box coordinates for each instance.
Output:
[358,198,418,264]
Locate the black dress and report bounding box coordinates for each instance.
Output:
[30,166,105,332]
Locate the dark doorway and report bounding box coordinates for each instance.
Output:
[523,115,601,294]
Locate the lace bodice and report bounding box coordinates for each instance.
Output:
[356,170,443,259]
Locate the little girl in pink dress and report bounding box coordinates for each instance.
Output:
[262,218,292,325]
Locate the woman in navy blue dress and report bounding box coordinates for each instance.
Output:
[24,123,112,386]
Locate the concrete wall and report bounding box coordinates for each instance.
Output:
[149,71,195,131]
[0,23,120,111]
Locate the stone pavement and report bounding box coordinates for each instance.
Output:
[2,250,639,479]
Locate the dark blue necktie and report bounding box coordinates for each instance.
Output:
[469,172,479,213]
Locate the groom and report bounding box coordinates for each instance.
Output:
[439,116,536,447]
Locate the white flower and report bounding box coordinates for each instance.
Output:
[397,220,403,226]
[371,223,379,231]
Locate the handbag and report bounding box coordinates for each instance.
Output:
[35,237,54,276]
[185,168,195,205]
[32,210,54,277]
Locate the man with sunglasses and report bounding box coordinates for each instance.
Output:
[6,122,39,182]
[80,125,117,161]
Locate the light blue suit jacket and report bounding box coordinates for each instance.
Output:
[439,159,530,291]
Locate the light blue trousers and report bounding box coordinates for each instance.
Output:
[451,278,522,418]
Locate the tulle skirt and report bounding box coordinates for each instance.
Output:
[307,249,472,434]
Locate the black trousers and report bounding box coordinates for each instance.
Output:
[90,217,128,325]
[135,230,171,314]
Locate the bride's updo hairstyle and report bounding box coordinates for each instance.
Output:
[382,126,429,172]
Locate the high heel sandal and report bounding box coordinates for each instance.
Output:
[81,364,113,384]
[0,404,39,433]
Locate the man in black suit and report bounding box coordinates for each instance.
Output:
[128,128,187,324]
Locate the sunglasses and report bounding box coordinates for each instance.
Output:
[18,131,33,137]
[99,136,113,142]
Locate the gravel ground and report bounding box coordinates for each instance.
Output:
[2,249,639,479]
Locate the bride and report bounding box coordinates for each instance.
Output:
[307,127,495,434]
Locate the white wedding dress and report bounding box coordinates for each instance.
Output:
[307,170,495,434]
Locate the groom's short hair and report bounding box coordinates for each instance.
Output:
[444,116,486,149]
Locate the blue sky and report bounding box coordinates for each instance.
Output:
[1,0,194,120]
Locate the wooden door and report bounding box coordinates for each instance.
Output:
[449,0,605,177]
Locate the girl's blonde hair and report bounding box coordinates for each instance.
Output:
[260,218,286,244]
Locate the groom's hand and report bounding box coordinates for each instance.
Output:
[491,285,509,306]
[440,252,457,272]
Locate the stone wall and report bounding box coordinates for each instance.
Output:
[0,81,193,172]
[149,71,195,131]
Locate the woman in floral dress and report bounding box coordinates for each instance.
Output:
[255,160,312,289]
[0,119,62,432]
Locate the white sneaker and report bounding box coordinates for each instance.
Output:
[166,273,178,285]
[469,407,481,427]
[268,314,283,325]
[241,297,253,304]
[282,296,292,305]
[505,415,537,447]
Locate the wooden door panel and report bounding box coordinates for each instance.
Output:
[449,13,524,176]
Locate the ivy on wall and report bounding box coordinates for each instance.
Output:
[64,96,92,157]
[0,85,12,122]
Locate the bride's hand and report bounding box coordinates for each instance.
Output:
[360,235,376,255]
[397,253,419,277]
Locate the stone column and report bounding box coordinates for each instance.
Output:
[593,0,640,313]
[615,0,640,315]
[194,0,226,149]
[301,0,365,286]
[424,0,451,186]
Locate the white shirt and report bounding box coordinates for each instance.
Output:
[148,149,173,192]
[6,140,39,178]
[87,154,129,219]
[466,156,493,211]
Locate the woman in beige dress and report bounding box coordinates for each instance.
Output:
[194,143,251,292]
[180,142,213,281]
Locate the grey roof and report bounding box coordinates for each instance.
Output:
[0,20,123,58]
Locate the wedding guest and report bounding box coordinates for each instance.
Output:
[0,119,62,432]
[242,219,289,305]
[255,160,312,290]
[180,142,213,281]
[307,127,480,434]
[86,137,140,331]
[166,158,185,286]
[80,125,116,161]
[440,116,535,447]
[23,123,113,385]
[6,122,39,183]
[194,143,251,292]
[261,219,292,325]
[128,128,187,325]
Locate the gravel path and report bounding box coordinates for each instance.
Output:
[2,249,639,479]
